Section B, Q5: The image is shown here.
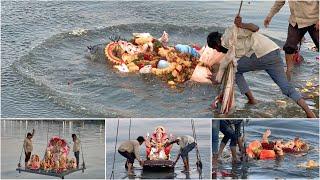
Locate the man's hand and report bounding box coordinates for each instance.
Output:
[264,16,272,28]
[263,129,271,138]
[234,15,243,28]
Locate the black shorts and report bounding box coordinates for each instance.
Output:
[25,152,31,163]
[118,150,136,164]
[284,24,319,54]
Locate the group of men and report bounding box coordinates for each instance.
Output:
[118,135,196,175]
[23,129,81,169]
[208,0,318,118]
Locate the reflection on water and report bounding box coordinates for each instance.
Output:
[1,120,105,179]
[106,119,211,179]
[216,120,319,179]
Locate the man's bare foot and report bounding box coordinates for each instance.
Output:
[128,171,134,176]
[306,111,316,118]
[247,99,257,105]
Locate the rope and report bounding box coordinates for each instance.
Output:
[191,119,202,179]
[42,122,50,160]
[18,123,28,169]
[110,119,120,179]
[79,127,86,171]
[128,118,131,140]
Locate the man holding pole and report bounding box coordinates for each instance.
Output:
[206,15,316,118]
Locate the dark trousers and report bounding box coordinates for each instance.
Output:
[74,151,80,168]
[25,152,31,163]
[118,150,136,164]
[180,142,196,161]
[220,120,237,147]
[284,24,319,54]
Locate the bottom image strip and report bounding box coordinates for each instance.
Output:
[106,118,211,179]
[213,119,319,179]
[1,119,105,179]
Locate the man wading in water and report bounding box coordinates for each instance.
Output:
[168,135,196,173]
[264,1,319,81]
[207,15,316,118]
[23,129,35,168]
[118,136,145,175]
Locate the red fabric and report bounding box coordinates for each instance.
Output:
[146,147,151,156]
[164,146,171,155]
[261,142,275,150]
[282,147,296,153]
[259,150,276,160]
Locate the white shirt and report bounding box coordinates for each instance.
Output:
[222,26,279,59]
[177,135,195,149]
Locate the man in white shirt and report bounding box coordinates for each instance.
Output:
[118,136,145,175]
[207,16,316,118]
[72,134,81,168]
[169,135,196,173]
[264,0,319,80]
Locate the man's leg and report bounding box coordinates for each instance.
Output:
[264,50,316,118]
[180,143,196,172]
[127,162,133,175]
[127,153,136,175]
[307,24,319,51]
[25,152,31,168]
[212,120,220,170]
[283,24,308,81]
[74,151,80,168]
[236,55,259,104]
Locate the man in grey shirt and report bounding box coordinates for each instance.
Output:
[118,136,145,175]
[169,135,196,173]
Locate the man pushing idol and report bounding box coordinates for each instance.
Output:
[206,15,316,118]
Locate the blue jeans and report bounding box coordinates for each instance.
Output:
[180,142,196,161]
[212,120,220,154]
[236,49,302,102]
[220,120,237,147]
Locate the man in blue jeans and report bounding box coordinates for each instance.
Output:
[207,15,316,118]
[169,135,196,173]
